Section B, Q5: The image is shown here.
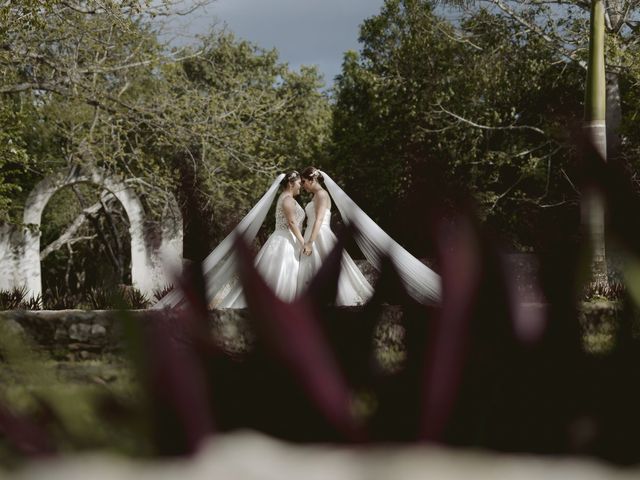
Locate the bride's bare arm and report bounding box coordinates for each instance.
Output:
[282,196,305,246]
[305,190,329,252]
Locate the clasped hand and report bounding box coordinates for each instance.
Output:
[302,242,313,256]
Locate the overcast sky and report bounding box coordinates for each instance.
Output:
[166,0,387,86]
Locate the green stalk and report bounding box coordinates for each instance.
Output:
[583,0,607,283]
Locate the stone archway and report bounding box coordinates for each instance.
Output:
[3,166,183,300]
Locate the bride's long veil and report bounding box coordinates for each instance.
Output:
[320,171,441,305]
[154,174,285,309]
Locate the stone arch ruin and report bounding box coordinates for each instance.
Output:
[0,166,183,301]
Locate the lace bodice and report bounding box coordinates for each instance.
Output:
[305,200,331,227]
[275,194,305,231]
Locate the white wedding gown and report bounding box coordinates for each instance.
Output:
[211,193,305,308]
[298,200,373,306]
[153,171,441,311]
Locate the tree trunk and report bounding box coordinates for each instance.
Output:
[583,0,608,284]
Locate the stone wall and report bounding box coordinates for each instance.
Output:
[0,301,622,359]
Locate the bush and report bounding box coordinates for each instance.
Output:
[42,286,83,310]
[86,286,150,310]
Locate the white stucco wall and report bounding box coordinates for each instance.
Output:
[0,167,182,300]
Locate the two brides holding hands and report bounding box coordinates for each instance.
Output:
[216,166,373,308]
[155,166,441,310]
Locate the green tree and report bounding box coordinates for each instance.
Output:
[135,31,331,247]
[331,0,586,251]
[462,0,640,277]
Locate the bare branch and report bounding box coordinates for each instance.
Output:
[489,174,526,211]
[0,82,69,95]
[434,23,484,51]
[560,168,581,196]
[436,103,547,135]
[77,50,204,75]
[40,195,111,260]
[148,0,215,17]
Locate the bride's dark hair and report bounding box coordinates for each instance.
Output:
[301,166,324,183]
[280,170,300,188]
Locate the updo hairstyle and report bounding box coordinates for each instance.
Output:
[301,166,324,183]
[280,170,300,188]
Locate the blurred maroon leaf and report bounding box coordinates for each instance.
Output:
[0,403,56,457]
[234,236,365,442]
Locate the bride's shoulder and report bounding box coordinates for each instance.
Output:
[277,192,290,203]
[316,189,330,201]
[315,189,331,207]
[280,193,297,208]
[280,192,293,200]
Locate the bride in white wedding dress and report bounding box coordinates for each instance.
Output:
[298,167,373,305]
[211,171,305,308]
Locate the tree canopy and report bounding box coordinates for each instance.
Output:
[329,0,640,251]
[0,0,330,240]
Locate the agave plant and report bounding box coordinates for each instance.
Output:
[152,285,174,302]
[42,286,82,310]
[85,286,150,310]
[0,288,43,311]
[121,287,150,310]
[0,287,28,310]
[85,287,120,310]
[20,295,42,311]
